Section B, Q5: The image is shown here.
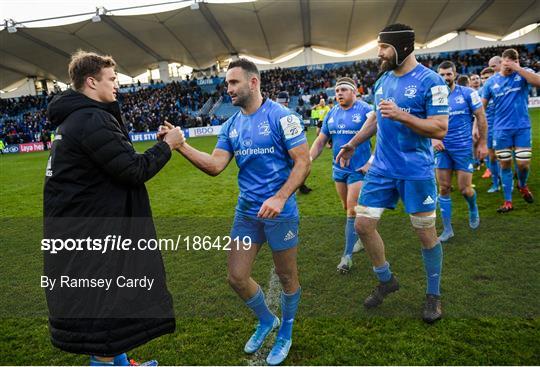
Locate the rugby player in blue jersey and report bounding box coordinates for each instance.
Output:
[164,59,311,365]
[482,48,540,213]
[336,23,449,323]
[480,66,501,192]
[309,77,373,273]
[434,61,488,242]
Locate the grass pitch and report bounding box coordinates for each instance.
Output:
[0,110,539,365]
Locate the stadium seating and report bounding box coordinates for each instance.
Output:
[1,44,539,143]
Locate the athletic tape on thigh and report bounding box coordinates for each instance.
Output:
[515,148,532,161]
[355,205,384,219]
[495,149,513,161]
[410,212,436,229]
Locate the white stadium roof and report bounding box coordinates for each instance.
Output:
[1,0,539,89]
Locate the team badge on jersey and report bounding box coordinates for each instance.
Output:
[455,95,465,104]
[352,113,361,123]
[280,114,303,139]
[258,121,270,136]
[404,85,417,98]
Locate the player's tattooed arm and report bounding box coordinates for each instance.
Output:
[309,132,330,161]
[335,113,377,168]
[257,143,311,219]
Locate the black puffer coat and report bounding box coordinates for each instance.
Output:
[43,89,175,356]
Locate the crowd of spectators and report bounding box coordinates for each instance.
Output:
[0,94,48,117]
[418,44,540,75]
[259,59,380,102]
[119,80,215,132]
[1,44,539,145]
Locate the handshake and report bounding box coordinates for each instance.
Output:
[158,121,185,151]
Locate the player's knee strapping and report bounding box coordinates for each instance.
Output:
[495,149,513,161]
[355,205,384,219]
[514,148,532,161]
[410,213,436,229]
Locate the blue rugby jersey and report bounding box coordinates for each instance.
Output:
[216,99,307,218]
[321,100,373,172]
[371,63,449,180]
[481,69,532,131]
[443,85,482,151]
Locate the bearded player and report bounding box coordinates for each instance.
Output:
[336,23,449,323]
[434,61,488,242]
[163,59,310,365]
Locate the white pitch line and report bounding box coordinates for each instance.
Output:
[246,266,281,366]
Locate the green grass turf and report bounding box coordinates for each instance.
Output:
[0,110,539,365]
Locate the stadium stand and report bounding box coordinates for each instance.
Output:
[1,44,539,145]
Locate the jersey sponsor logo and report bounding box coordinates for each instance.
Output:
[329,129,360,135]
[328,117,334,124]
[514,75,522,82]
[338,123,346,129]
[493,83,500,89]
[229,128,238,138]
[234,146,275,157]
[423,195,435,205]
[352,113,361,123]
[380,96,411,114]
[431,85,449,106]
[283,230,296,241]
[404,84,417,98]
[455,95,465,104]
[375,87,383,95]
[280,114,303,140]
[258,121,271,136]
[503,86,522,96]
[242,138,253,147]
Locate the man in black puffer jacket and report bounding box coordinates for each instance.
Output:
[43,51,184,366]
